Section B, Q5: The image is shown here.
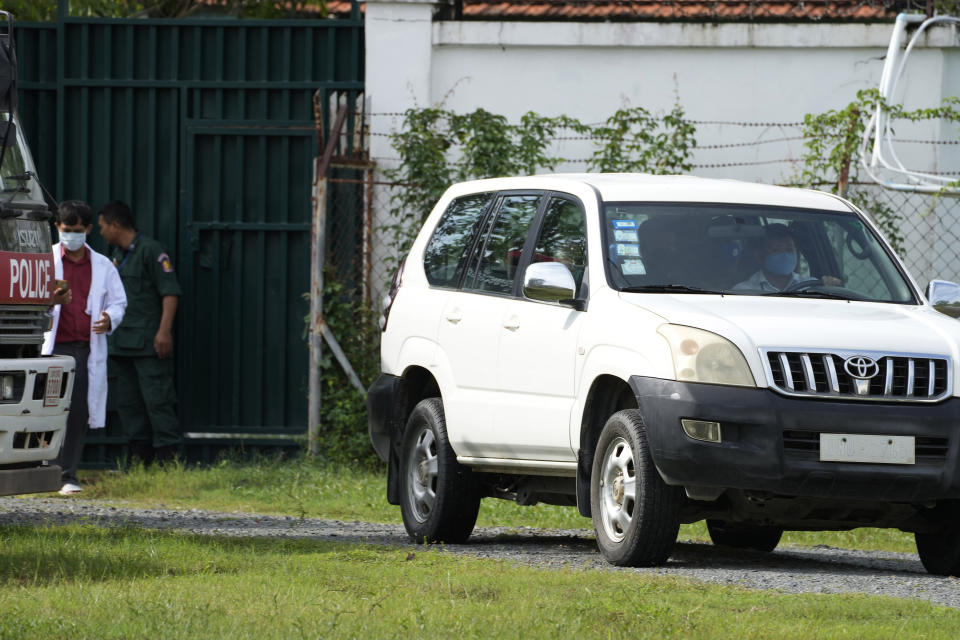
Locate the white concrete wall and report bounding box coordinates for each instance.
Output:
[364,1,960,290]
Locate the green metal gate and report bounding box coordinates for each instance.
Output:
[15,11,364,464]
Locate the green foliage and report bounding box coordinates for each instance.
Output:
[312,271,381,466]
[589,102,696,174]
[796,88,960,257]
[933,0,960,14]
[385,103,696,261]
[4,0,329,20]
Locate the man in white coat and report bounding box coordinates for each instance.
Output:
[43,200,127,495]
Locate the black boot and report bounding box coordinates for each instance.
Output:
[128,441,154,467]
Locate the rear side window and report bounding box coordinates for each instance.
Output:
[423,193,493,288]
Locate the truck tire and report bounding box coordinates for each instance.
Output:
[590,409,682,566]
[916,530,960,576]
[707,520,783,553]
[399,398,480,544]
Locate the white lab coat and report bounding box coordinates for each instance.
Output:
[42,243,127,429]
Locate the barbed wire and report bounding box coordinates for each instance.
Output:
[366,130,958,146]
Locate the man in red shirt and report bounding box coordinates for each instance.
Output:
[42,201,127,495]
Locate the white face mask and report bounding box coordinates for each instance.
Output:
[60,231,86,251]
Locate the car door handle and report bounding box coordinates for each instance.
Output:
[503,316,520,331]
[445,310,463,324]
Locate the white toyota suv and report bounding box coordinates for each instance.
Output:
[367,173,960,574]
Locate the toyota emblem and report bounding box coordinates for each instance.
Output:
[844,356,880,379]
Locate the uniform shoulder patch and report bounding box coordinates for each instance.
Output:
[157,252,174,273]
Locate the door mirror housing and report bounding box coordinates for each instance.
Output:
[523,262,579,307]
[927,279,960,318]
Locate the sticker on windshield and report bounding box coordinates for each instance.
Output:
[612,219,637,230]
[615,243,640,257]
[621,259,646,275]
[614,229,639,242]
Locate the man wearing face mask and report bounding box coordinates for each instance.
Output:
[734,224,806,292]
[42,200,127,495]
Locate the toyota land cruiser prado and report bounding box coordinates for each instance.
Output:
[368,173,960,575]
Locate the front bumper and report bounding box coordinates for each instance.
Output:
[0,464,61,496]
[630,376,960,502]
[0,355,75,466]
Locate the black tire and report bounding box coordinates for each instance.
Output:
[707,520,783,553]
[399,398,480,544]
[590,409,683,567]
[916,530,960,576]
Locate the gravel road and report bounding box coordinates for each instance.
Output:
[2,497,957,609]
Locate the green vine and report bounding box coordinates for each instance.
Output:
[384,101,696,262]
[796,88,960,256]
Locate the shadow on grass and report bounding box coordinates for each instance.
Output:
[0,524,347,587]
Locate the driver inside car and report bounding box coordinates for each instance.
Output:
[734,223,842,292]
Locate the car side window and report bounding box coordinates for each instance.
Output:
[423,192,493,288]
[466,194,542,295]
[531,197,587,294]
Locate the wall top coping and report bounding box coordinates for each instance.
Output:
[434,20,960,49]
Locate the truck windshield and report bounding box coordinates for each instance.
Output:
[603,202,916,304]
[0,114,42,203]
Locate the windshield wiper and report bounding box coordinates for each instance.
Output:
[762,289,854,301]
[620,284,726,295]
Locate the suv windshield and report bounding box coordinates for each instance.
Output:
[603,202,916,304]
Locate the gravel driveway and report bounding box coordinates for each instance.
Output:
[1,497,957,609]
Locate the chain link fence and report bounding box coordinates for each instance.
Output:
[859,185,960,287]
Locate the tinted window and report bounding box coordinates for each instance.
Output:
[531,198,587,294]
[423,193,493,288]
[601,203,915,303]
[467,194,541,295]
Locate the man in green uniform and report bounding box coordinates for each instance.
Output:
[98,201,182,464]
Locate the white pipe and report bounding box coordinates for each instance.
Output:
[861,13,960,196]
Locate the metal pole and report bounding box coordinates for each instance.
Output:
[308,159,326,457]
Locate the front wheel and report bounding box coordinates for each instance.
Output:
[399,398,480,544]
[590,409,682,567]
[707,520,783,553]
[916,530,960,576]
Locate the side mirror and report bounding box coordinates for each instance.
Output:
[927,279,960,318]
[523,262,577,305]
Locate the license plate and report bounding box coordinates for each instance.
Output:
[819,433,915,465]
[43,367,63,407]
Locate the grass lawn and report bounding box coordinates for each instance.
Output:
[0,524,956,640]
[66,456,920,554]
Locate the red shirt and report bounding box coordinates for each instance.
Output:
[56,246,92,343]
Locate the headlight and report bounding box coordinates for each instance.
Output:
[0,375,13,400]
[657,324,756,387]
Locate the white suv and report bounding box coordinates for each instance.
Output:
[367,174,960,574]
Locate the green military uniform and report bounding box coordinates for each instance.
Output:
[108,234,182,449]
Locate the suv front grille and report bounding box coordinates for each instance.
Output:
[763,349,951,402]
[0,306,48,345]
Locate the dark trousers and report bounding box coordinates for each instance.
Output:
[112,355,179,448]
[52,341,90,485]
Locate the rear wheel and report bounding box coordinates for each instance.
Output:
[590,409,682,566]
[707,520,783,553]
[399,398,480,544]
[916,530,960,576]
